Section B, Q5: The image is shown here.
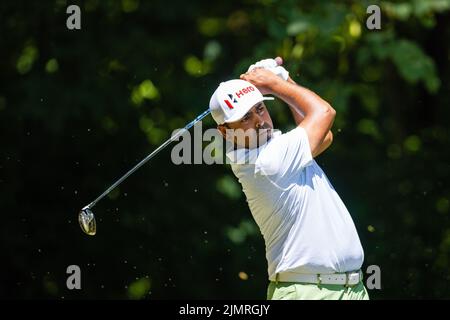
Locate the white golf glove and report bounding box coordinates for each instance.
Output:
[247,58,289,81]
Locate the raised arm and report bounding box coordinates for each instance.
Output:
[284,77,334,157]
[241,68,336,157]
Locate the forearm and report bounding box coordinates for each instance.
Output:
[313,131,333,157]
[239,66,335,155]
[270,77,336,156]
[284,77,333,144]
[287,94,333,157]
[285,77,305,125]
[271,77,334,120]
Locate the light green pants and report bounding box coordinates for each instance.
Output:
[267,280,369,300]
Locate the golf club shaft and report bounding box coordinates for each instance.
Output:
[86,109,211,209]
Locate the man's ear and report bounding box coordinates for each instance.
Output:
[217,125,227,139]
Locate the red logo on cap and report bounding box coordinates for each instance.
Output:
[223,87,254,110]
[224,93,237,109]
[224,100,234,109]
[235,86,255,98]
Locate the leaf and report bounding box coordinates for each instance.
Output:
[287,20,310,36]
[389,40,441,93]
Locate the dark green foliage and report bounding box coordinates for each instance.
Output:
[0,0,449,299]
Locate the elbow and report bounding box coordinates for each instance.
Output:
[317,103,336,126]
[325,104,336,128]
[327,104,336,120]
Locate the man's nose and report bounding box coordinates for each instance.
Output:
[255,115,265,129]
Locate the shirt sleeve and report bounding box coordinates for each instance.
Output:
[255,126,313,177]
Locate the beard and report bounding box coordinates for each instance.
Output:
[228,125,273,149]
[256,125,272,145]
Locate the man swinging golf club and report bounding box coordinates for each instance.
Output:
[209,57,369,300]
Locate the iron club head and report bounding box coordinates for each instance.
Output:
[79,206,96,236]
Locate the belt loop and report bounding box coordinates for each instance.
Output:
[275,273,279,285]
[344,272,349,287]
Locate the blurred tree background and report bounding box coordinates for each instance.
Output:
[0,0,449,299]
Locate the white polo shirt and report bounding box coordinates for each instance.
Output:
[226,127,364,281]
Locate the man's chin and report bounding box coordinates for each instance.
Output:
[266,129,273,141]
[237,129,273,149]
[261,128,273,139]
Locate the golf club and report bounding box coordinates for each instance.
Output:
[78,109,211,236]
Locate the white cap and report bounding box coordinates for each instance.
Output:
[209,79,274,125]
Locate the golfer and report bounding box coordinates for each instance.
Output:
[209,57,369,300]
